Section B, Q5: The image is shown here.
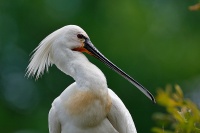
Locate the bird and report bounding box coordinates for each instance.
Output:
[26,25,155,133]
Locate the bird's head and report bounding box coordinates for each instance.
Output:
[26,25,156,103]
[26,25,89,79]
[53,25,90,50]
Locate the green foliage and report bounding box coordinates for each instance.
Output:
[152,85,200,133]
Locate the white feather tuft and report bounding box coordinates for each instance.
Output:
[26,27,64,79]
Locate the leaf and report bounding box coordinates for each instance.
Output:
[151,127,174,133]
[175,84,183,98]
[189,3,200,11]
[152,85,200,133]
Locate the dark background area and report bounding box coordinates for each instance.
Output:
[0,0,200,132]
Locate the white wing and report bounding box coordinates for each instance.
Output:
[107,89,137,133]
[49,106,61,133]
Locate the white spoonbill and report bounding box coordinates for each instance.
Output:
[26,25,155,133]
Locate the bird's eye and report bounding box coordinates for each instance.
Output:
[77,34,84,39]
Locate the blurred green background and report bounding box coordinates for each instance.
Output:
[0,0,200,133]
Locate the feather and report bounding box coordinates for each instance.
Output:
[26,27,64,79]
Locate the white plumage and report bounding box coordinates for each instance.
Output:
[27,25,155,133]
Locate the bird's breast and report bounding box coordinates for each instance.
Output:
[64,90,112,127]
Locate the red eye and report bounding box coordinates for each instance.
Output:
[77,34,84,39]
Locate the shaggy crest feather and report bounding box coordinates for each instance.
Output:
[26,27,64,79]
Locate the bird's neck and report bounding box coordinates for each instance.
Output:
[52,49,107,91]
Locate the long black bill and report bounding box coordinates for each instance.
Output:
[84,38,156,103]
